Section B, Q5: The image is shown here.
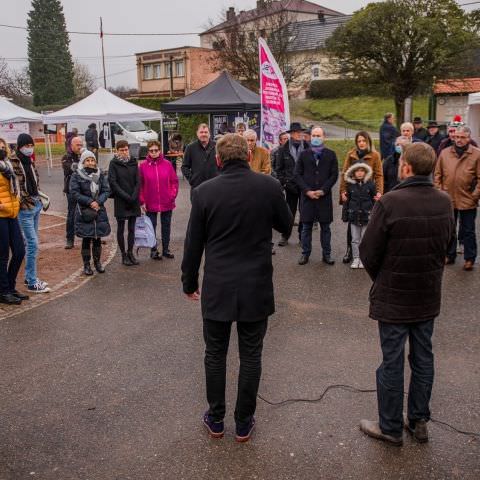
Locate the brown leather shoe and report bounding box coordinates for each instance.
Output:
[359,420,403,446]
[404,416,429,443]
[463,260,474,271]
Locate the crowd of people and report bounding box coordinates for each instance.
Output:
[0,113,478,307]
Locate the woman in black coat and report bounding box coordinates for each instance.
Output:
[383,135,411,193]
[108,140,141,266]
[70,150,111,276]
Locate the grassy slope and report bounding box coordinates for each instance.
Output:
[291,96,429,130]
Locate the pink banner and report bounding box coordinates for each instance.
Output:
[259,38,290,150]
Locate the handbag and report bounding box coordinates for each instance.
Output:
[78,204,98,223]
[38,190,50,212]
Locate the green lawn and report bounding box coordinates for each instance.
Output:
[291,96,429,130]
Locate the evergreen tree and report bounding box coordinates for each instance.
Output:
[27,0,75,106]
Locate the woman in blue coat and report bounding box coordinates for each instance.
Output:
[70,150,111,276]
[294,126,339,266]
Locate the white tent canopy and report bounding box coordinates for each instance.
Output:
[43,87,163,124]
[0,97,42,123]
[467,92,480,140]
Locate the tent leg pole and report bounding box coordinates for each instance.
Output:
[45,133,52,177]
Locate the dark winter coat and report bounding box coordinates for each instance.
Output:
[379,121,399,159]
[181,160,293,323]
[107,156,141,219]
[414,127,428,142]
[343,163,376,226]
[276,140,309,194]
[426,132,445,153]
[85,126,99,150]
[70,171,111,239]
[181,139,218,190]
[61,151,80,194]
[382,152,400,193]
[294,147,339,224]
[359,176,455,324]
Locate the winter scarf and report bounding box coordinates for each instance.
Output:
[0,159,19,196]
[78,150,100,197]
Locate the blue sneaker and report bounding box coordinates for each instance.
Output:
[235,417,255,443]
[203,412,224,439]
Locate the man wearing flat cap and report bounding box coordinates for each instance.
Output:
[275,122,309,246]
[426,121,445,153]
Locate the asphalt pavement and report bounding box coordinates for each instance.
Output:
[0,164,479,480]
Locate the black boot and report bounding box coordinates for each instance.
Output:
[82,252,94,276]
[127,250,140,265]
[93,242,105,273]
[94,259,105,273]
[342,245,353,264]
[83,260,94,276]
[122,252,134,266]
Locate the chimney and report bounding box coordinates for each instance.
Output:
[257,0,266,9]
[226,7,235,21]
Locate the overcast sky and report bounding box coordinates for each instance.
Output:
[1,1,475,89]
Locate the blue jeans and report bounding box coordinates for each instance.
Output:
[0,218,25,294]
[301,221,331,257]
[17,199,42,286]
[376,320,434,437]
[146,210,173,254]
[447,209,477,262]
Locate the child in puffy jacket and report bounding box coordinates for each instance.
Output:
[342,162,376,269]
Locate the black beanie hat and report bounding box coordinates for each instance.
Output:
[17,133,34,149]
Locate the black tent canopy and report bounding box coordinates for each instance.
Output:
[161,71,260,114]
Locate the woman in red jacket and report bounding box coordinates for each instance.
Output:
[139,140,179,260]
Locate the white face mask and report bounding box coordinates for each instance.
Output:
[20,147,34,157]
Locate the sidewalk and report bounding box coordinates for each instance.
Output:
[0,212,117,321]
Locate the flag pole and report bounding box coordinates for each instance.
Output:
[100,17,107,89]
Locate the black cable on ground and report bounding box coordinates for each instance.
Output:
[258,385,480,438]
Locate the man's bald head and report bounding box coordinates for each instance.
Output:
[70,136,83,155]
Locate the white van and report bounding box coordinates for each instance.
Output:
[68,120,158,154]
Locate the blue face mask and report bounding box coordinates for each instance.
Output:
[311,137,323,147]
[395,145,402,154]
[20,147,34,157]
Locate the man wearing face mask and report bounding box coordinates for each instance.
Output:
[383,136,412,193]
[295,126,339,265]
[435,125,480,271]
[181,124,218,197]
[276,122,309,246]
[10,134,50,293]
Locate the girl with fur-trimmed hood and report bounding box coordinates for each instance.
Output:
[342,162,376,269]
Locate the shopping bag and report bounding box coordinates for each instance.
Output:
[134,215,156,249]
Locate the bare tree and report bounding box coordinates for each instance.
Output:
[0,59,31,100]
[206,7,318,91]
[73,61,96,99]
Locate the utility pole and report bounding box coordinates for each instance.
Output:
[100,17,107,89]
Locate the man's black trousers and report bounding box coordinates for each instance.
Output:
[203,318,268,428]
[376,319,434,437]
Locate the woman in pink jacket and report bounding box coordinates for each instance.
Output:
[139,140,179,260]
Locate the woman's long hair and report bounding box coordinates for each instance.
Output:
[354,131,376,153]
[0,138,11,157]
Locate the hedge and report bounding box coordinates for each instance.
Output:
[308,79,390,99]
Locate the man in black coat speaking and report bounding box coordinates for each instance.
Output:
[181,133,292,443]
[359,143,455,446]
